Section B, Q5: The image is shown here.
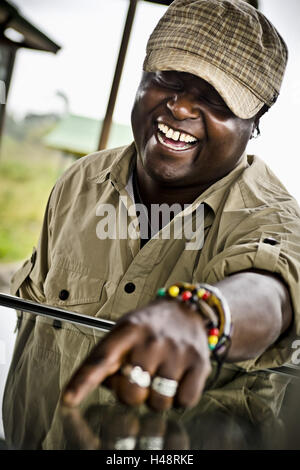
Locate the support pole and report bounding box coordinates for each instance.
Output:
[98,0,138,150]
[0,46,16,146]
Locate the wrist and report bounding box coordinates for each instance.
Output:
[156,282,233,360]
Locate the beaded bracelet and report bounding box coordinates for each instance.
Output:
[157,282,232,358]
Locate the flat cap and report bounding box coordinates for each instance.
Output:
[143,0,288,119]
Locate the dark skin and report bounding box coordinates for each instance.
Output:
[62,71,293,411]
[133,71,259,208]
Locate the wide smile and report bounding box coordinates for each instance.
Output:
[155,122,199,152]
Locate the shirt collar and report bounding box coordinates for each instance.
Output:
[89,142,137,188]
[198,152,249,214]
[89,143,248,214]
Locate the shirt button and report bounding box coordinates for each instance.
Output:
[124,282,136,294]
[263,237,278,246]
[59,289,69,300]
[53,319,62,329]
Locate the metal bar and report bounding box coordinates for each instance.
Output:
[0,45,16,145]
[98,0,138,150]
[268,366,300,380]
[0,292,298,380]
[0,0,61,53]
[0,292,115,332]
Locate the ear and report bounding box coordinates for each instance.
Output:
[250,112,262,139]
[251,104,268,136]
[252,120,258,134]
[252,116,260,134]
[253,110,262,128]
[254,104,269,125]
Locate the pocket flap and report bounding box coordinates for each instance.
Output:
[44,257,104,306]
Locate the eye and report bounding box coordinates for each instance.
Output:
[154,73,184,91]
[200,94,232,113]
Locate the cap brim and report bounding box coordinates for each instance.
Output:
[143,48,265,119]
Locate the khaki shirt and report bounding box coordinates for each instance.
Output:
[3,143,300,449]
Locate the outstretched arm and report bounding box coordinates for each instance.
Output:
[217,270,292,363]
[62,270,293,411]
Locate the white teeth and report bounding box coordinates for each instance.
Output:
[157,123,197,144]
[166,128,174,139]
[173,131,180,141]
[157,131,192,151]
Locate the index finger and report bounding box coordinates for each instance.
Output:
[61,323,142,407]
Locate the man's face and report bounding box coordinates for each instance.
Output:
[131,71,257,188]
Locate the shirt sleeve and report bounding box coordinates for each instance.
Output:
[201,204,300,371]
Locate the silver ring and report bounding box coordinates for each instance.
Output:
[151,376,178,398]
[139,436,164,450]
[121,364,151,388]
[114,436,136,450]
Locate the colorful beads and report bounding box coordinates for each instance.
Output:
[202,291,211,301]
[197,288,210,300]
[181,290,192,301]
[197,288,206,299]
[209,328,219,337]
[157,287,166,297]
[156,282,223,354]
[168,285,180,297]
[208,335,218,350]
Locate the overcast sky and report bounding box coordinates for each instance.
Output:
[6,0,300,201]
[8,0,166,121]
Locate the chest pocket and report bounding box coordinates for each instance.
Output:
[44,256,105,316]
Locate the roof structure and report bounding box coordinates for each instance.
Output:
[0,0,61,52]
[43,114,133,157]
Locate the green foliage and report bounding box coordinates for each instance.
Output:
[0,134,71,262]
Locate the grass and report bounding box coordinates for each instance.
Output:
[0,135,72,262]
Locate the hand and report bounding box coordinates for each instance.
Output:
[62,299,212,411]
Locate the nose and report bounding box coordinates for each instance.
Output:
[166,93,200,120]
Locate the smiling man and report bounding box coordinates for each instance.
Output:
[132,70,262,199]
[3,0,300,450]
